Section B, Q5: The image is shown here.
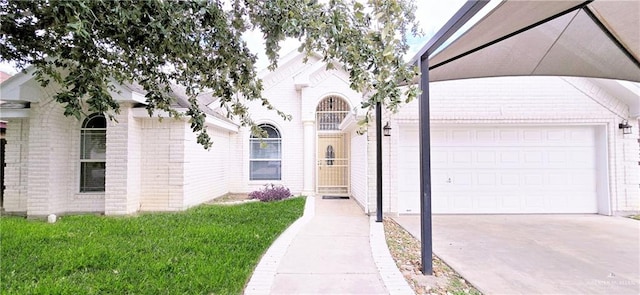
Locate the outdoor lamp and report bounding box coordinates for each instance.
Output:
[619,120,632,135]
[383,122,392,136]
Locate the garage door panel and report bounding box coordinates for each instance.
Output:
[432,194,449,211]
[500,151,520,164]
[499,130,519,142]
[452,130,473,142]
[452,195,474,211]
[501,194,521,210]
[501,174,520,186]
[398,172,418,188]
[570,129,595,144]
[431,150,448,166]
[548,173,570,185]
[477,173,497,185]
[523,130,543,141]
[547,194,571,210]
[476,130,495,142]
[398,125,599,214]
[449,171,473,186]
[569,149,596,167]
[524,194,546,209]
[475,195,499,210]
[476,151,497,163]
[570,172,597,189]
[398,190,421,214]
[452,151,473,163]
[430,129,448,142]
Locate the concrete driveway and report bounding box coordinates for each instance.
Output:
[393,215,640,295]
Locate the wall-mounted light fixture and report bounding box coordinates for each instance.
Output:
[619,120,632,135]
[383,122,392,137]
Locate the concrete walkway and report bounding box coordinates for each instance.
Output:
[394,214,640,295]
[245,196,412,295]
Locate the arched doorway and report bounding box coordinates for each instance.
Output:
[316,96,350,195]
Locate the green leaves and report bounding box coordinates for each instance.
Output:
[1,0,420,148]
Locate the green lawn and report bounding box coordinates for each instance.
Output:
[1,197,305,294]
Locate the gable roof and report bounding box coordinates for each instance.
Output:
[0,68,236,125]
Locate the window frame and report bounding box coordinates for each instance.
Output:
[79,113,107,193]
[249,124,282,181]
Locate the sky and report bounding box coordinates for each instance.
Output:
[0,0,468,75]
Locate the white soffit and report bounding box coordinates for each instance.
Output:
[427,0,640,83]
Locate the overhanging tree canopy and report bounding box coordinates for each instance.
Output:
[0,0,421,148]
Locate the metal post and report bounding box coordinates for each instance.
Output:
[419,58,433,275]
[413,0,489,276]
[376,101,383,222]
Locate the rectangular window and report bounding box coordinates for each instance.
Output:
[80,114,106,192]
[250,138,281,180]
[80,162,106,192]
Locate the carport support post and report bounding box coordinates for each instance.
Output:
[376,101,383,222]
[419,58,433,275]
[412,0,489,276]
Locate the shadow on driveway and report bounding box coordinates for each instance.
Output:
[393,215,640,295]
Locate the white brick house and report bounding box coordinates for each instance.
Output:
[1,52,639,217]
[0,73,238,216]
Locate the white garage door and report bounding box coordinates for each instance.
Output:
[398,126,599,214]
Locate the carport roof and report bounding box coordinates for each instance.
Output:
[413,0,640,83]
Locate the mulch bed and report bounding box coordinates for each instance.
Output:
[383,217,481,295]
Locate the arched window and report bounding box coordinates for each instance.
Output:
[316,96,350,131]
[80,114,106,192]
[325,145,335,165]
[249,124,282,180]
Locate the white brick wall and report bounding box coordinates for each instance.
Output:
[23,98,104,216]
[3,118,29,213]
[385,117,398,214]
[228,131,244,192]
[390,76,639,214]
[126,110,142,212]
[105,105,141,215]
[396,77,623,121]
[139,118,184,211]
[183,127,230,207]
[2,81,233,216]
[365,124,378,213]
[349,129,368,210]
[237,57,307,194]
[364,117,396,215]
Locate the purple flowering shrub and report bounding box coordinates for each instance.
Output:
[249,184,292,202]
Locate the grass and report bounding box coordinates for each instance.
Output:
[629,214,640,221]
[0,197,305,294]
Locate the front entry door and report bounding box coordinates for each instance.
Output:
[317,133,349,195]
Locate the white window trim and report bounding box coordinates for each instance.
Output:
[249,125,282,181]
[79,114,107,193]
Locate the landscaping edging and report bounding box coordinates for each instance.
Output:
[370,216,415,294]
[243,196,315,295]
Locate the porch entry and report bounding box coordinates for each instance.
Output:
[316,96,350,195]
[317,134,349,194]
